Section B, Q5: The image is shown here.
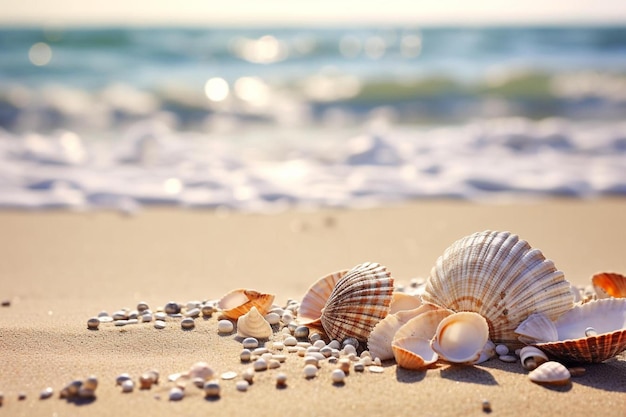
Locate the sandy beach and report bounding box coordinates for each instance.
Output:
[1,199,625,416]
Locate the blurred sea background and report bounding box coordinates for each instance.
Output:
[1,4,626,211]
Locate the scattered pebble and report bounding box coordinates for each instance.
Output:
[368,366,384,373]
[218,320,234,334]
[201,305,214,317]
[137,302,149,312]
[40,387,53,400]
[294,326,309,338]
[265,312,281,325]
[1,299,10,307]
[192,377,205,388]
[221,371,237,380]
[275,372,288,388]
[164,302,181,314]
[181,318,195,330]
[169,387,184,401]
[185,308,201,318]
[273,341,285,350]
[328,340,341,350]
[204,380,220,397]
[155,312,167,321]
[116,373,132,385]
[283,336,297,346]
[253,358,268,372]
[309,332,323,343]
[303,364,318,378]
[584,327,597,337]
[482,399,492,413]
[121,379,134,393]
[87,317,100,330]
[83,376,98,391]
[331,369,346,384]
[354,362,365,372]
[495,344,509,356]
[154,320,166,329]
[242,337,259,349]
[18,392,26,401]
[242,368,255,383]
[240,349,252,362]
[313,340,326,349]
[236,381,249,392]
[498,355,518,363]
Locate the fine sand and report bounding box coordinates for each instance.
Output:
[1,199,625,416]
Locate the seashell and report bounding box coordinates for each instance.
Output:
[431,311,489,365]
[314,262,395,343]
[237,306,273,339]
[528,361,570,385]
[515,312,559,345]
[367,304,439,360]
[534,298,626,363]
[217,289,275,320]
[182,362,214,381]
[389,292,422,314]
[422,230,574,345]
[392,336,438,370]
[476,340,496,364]
[520,346,549,370]
[297,270,348,327]
[592,272,626,299]
[394,308,453,341]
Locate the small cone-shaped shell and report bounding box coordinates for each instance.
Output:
[431,312,489,365]
[520,346,549,370]
[528,361,570,385]
[476,340,496,364]
[392,336,438,370]
[515,312,559,345]
[320,262,394,343]
[237,306,273,339]
[298,270,348,326]
[389,292,422,314]
[368,304,438,360]
[218,289,275,320]
[395,308,453,341]
[592,272,626,299]
[535,298,626,363]
[422,230,574,345]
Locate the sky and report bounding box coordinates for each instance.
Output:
[1,0,626,26]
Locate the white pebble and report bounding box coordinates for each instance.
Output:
[39,387,54,400]
[221,371,237,380]
[116,373,131,385]
[253,358,268,371]
[264,312,281,325]
[282,311,294,324]
[499,354,518,363]
[327,340,341,350]
[254,347,269,355]
[185,308,201,318]
[218,320,234,333]
[169,387,184,401]
[283,336,297,346]
[154,320,166,329]
[181,318,195,330]
[141,313,153,322]
[121,379,134,393]
[242,368,255,383]
[360,356,373,366]
[313,340,326,349]
[236,381,249,392]
[294,326,309,338]
[275,373,287,387]
[368,366,384,373]
[87,317,100,330]
[309,332,322,343]
[242,337,259,349]
[154,312,167,321]
[204,380,220,397]
[342,345,357,356]
[273,342,285,350]
[240,349,252,362]
[331,369,346,384]
[304,356,319,367]
[268,359,281,369]
[273,354,287,363]
[303,364,318,378]
[115,320,129,326]
[495,344,509,356]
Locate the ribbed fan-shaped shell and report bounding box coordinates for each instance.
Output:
[218,289,275,320]
[528,361,570,385]
[389,292,422,314]
[368,304,438,360]
[394,309,453,341]
[592,272,626,299]
[534,298,626,363]
[297,270,348,326]
[237,306,273,339]
[320,262,394,343]
[515,313,559,345]
[431,312,489,365]
[422,230,574,345]
[392,337,438,370]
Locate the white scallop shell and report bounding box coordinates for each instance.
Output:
[394,308,453,341]
[422,230,574,345]
[297,270,348,326]
[237,306,273,339]
[367,304,438,360]
[389,292,422,314]
[392,336,438,370]
[515,312,559,345]
[528,361,570,385]
[431,311,489,365]
[218,289,275,320]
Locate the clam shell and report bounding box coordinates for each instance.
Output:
[392,336,438,370]
[422,230,574,345]
[592,272,626,299]
[515,312,559,345]
[528,361,570,385]
[319,262,394,343]
[431,311,489,365]
[534,298,626,363]
[218,289,275,320]
[237,306,273,339]
[368,304,438,360]
[394,308,453,341]
[389,292,422,314]
[298,270,348,326]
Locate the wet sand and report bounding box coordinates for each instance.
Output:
[1,199,625,416]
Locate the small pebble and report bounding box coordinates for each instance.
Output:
[265,312,281,325]
[294,326,309,338]
[155,312,167,321]
[204,380,220,397]
[121,380,134,393]
[369,366,384,373]
[18,392,26,401]
[242,368,255,383]
[268,359,281,369]
[141,313,153,322]
[1,299,11,307]
[299,342,314,349]
[236,381,249,392]
[303,364,318,378]
[154,320,166,329]
[304,356,319,367]
[137,301,149,312]
[164,302,181,314]
[343,345,357,356]
[482,399,492,413]
[87,317,100,330]
[242,337,259,349]
[282,312,294,324]
[115,320,129,326]
[83,376,98,390]
[221,371,237,380]
[360,350,372,358]
[0,392,3,405]
[112,310,128,321]
[320,346,333,358]
[99,316,113,323]
[313,339,326,349]
[39,387,54,400]
[192,377,205,388]
[342,337,359,349]
[126,318,138,325]
[254,347,270,356]
[127,310,139,320]
[498,355,518,363]
[97,311,109,317]
[584,327,597,337]
[181,318,195,330]
[275,372,288,388]
[273,354,287,363]
[273,342,285,350]
[309,332,323,343]
[78,388,95,399]
[169,387,184,401]
[495,344,509,356]
[283,336,297,346]
[360,356,373,366]
[254,358,268,372]
[139,373,154,389]
[568,367,586,377]
[240,349,252,362]
[185,308,201,318]
[374,357,382,366]
[354,362,365,372]
[218,320,234,333]
[201,305,214,317]
[116,373,131,385]
[327,340,341,350]
[328,357,338,364]
[331,369,346,384]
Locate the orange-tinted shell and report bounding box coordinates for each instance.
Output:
[535,298,626,363]
[217,289,275,320]
[297,270,348,327]
[392,336,438,370]
[592,272,626,299]
[320,262,394,343]
[389,292,422,314]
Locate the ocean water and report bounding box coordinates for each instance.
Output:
[0,25,625,211]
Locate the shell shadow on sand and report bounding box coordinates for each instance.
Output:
[566,356,626,393]
[439,365,499,386]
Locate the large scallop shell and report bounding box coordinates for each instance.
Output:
[297,270,348,326]
[218,289,275,320]
[430,311,489,365]
[515,312,559,345]
[389,292,422,314]
[319,262,394,343]
[367,304,439,360]
[422,230,574,345]
[392,336,438,370]
[592,272,626,299]
[237,306,273,339]
[534,298,626,363]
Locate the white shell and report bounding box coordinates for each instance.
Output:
[237,306,273,339]
[528,361,571,385]
[476,340,496,364]
[217,289,275,320]
[519,346,549,370]
[392,336,438,370]
[394,308,453,341]
[183,362,215,381]
[514,312,559,345]
[422,230,574,345]
[389,292,422,314]
[367,304,438,360]
[431,311,489,365]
